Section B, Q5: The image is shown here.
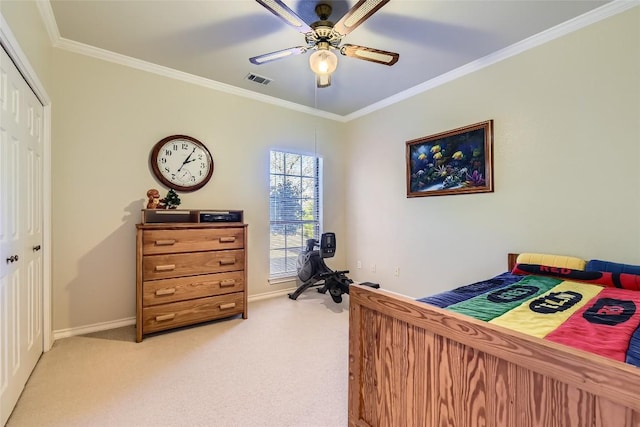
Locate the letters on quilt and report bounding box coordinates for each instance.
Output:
[512,263,640,291]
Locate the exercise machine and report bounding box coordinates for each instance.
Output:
[288,232,379,303]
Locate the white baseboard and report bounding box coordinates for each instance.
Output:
[52,317,136,341]
[51,288,298,341]
[248,287,297,302]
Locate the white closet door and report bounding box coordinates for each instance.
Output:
[0,45,44,426]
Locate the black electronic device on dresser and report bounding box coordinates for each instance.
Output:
[200,211,243,223]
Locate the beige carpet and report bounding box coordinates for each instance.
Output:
[7,293,349,427]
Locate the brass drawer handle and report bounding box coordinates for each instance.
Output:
[219,237,236,243]
[220,279,236,287]
[219,259,235,266]
[155,313,176,322]
[155,288,176,296]
[155,264,175,272]
[219,303,236,310]
[155,239,176,246]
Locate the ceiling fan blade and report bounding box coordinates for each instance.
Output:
[340,44,399,66]
[250,46,308,65]
[333,0,390,36]
[255,0,312,33]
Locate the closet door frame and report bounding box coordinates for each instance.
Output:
[0,14,52,351]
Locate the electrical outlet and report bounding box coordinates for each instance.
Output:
[394,267,400,277]
[370,263,376,273]
[357,260,362,269]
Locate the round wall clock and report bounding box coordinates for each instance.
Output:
[150,135,214,192]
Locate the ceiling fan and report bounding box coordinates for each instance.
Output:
[250,0,399,88]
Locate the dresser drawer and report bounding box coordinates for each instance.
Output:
[143,271,244,306]
[142,293,244,334]
[142,228,244,255]
[143,249,244,280]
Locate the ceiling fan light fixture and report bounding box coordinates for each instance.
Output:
[309,48,338,75]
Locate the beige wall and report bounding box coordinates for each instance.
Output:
[5,2,639,331]
[344,7,640,298]
[48,50,347,330]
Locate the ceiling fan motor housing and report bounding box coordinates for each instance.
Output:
[306,3,342,48]
[306,27,341,47]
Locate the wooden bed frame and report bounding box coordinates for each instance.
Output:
[348,254,640,426]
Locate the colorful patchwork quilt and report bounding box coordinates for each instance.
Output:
[417,264,640,367]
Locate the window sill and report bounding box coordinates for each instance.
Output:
[269,275,297,285]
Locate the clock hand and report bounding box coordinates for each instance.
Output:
[177,147,196,172]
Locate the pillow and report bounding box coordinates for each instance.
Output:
[586,259,640,276]
[516,253,586,271]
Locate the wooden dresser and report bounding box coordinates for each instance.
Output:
[135,210,247,342]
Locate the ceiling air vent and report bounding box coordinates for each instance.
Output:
[246,73,272,86]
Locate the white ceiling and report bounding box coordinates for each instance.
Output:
[46,0,615,118]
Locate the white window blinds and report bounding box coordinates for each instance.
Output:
[269,150,322,279]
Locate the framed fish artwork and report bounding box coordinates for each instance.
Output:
[406,120,494,198]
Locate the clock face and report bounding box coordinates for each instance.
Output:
[150,135,214,192]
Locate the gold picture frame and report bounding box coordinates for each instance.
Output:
[406,120,494,198]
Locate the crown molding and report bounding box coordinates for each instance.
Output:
[344,0,639,121]
[35,1,345,122]
[37,0,637,123]
[56,37,346,122]
[36,0,60,45]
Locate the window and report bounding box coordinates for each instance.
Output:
[269,150,322,280]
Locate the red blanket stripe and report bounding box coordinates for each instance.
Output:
[545,288,640,361]
[512,264,640,291]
